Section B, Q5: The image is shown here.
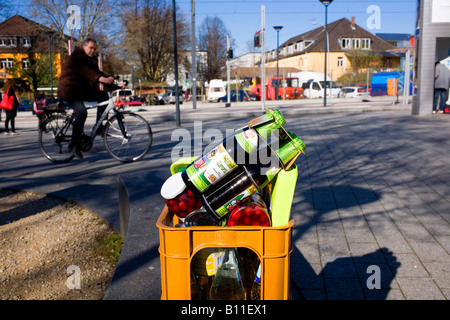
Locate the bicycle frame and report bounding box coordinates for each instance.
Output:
[84,94,117,141]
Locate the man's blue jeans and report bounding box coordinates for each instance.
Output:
[433,88,448,112]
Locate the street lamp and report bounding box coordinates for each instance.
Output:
[273,26,283,101]
[319,0,333,107]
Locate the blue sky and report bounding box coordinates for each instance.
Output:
[7,0,418,57]
[177,0,418,56]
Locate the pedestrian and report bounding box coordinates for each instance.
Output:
[0,79,19,135]
[0,91,2,133]
[433,61,450,113]
[33,92,47,125]
[57,38,116,158]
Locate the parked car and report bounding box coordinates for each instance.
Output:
[162,90,184,105]
[217,89,250,102]
[114,95,143,107]
[338,86,369,98]
[357,84,371,92]
[140,93,162,105]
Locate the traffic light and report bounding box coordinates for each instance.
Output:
[227,48,233,60]
[254,32,261,47]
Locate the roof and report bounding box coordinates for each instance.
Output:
[281,17,395,53]
[375,33,412,42]
[0,15,52,36]
[0,15,65,53]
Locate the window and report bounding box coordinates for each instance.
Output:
[22,37,31,47]
[1,58,14,69]
[304,40,314,49]
[337,57,344,67]
[22,58,29,70]
[342,38,371,50]
[0,37,17,47]
[299,41,304,51]
[361,39,371,49]
[341,38,351,49]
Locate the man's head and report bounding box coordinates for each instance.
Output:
[82,38,97,57]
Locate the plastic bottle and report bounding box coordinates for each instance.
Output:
[209,248,246,300]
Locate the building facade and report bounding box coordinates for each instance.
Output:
[0,15,67,91]
[264,17,400,82]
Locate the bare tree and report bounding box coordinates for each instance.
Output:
[198,16,230,81]
[119,0,189,83]
[29,0,120,50]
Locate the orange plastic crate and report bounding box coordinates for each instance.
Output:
[156,206,294,300]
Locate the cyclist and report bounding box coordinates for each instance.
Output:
[57,38,119,159]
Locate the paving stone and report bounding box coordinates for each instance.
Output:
[396,277,446,300]
[392,253,430,278]
[422,263,450,289]
[410,242,450,263]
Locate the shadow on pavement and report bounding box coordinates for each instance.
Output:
[291,185,401,300]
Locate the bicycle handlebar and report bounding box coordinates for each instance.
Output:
[101,77,129,92]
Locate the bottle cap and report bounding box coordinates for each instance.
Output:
[160,172,187,199]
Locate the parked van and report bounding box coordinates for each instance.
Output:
[207,79,226,102]
[112,89,133,102]
[302,80,342,98]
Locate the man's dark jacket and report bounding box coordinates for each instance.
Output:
[57,47,106,100]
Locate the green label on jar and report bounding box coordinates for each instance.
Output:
[235,128,259,154]
[215,185,259,217]
[186,143,238,193]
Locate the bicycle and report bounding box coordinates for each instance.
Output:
[38,87,153,164]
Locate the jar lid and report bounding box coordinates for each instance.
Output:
[160,172,187,199]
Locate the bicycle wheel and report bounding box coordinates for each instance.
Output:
[103,112,153,162]
[38,114,74,164]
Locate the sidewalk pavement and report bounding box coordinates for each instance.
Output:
[13,95,408,128]
[1,96,449,300]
